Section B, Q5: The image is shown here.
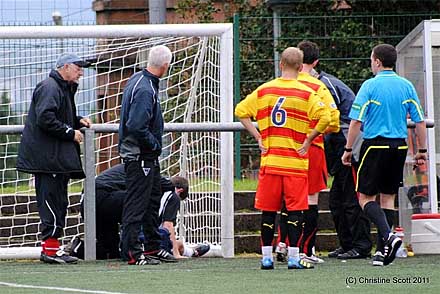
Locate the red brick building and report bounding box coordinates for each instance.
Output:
[92,0,250,24]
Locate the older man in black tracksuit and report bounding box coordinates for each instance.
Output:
[16,53,91,264]
[118,45,174,265]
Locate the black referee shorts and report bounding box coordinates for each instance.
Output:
[356,137,408,196]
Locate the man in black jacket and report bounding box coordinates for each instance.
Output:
[17,53,91,264]
[315,69,373,260]
[118,45,173,265]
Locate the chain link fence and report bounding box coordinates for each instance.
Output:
[234,13,440,178]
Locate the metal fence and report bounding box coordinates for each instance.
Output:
[233,13,440,178]
[235,13,440,94]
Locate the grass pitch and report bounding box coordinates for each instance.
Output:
[0,255,439,294]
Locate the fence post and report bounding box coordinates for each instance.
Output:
[272,9,281,77]
[233,13,241,180]
[83,128,96,260]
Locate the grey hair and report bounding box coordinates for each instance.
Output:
[147,45,172,68]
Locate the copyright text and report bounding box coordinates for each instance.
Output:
[345,276,430,286]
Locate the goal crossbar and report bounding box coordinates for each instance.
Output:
[0,24,233,39]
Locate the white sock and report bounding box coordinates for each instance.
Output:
[288,247,300,258]
[183,246,194,257]
[261,246,273,259]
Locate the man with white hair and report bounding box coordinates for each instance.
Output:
[118,45,174,265]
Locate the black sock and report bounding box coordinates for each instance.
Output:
[376,234,384,253]
[279,211,288,243]
[383,209,395,230]
[375,209,395,253]
[261,211,277,246]
[287,210,304,247]
[301,205,318,256]
[363,201,390,242]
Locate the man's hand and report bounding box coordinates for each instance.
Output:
[79,117,92,128]
[173,252,188,260]
[341,151,352,166]
[298,138,312,156]
[257,137,267,154]
[73,130,83,143]
[414,151,427,167]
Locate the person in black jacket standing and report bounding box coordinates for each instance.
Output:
[118,45,174,265]
[16,53,91,264]
[314,70,372,259]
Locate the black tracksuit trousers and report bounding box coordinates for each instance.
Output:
[325,131,372,255]
[121,159,162,260]
[35,173,70,241]
[329,165,372,255]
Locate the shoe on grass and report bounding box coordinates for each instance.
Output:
[261,257,274,270]
[328,247,345,258]
[287,257,314,269]
[40,250,79,264]
[372,251,384,266]
[193,244,210,257]
[383,234,402,266]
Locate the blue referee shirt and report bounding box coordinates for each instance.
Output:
[349,70,424,139]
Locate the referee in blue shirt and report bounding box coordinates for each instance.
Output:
[342,44,427,266]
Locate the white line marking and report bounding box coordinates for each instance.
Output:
[0,281,129,294]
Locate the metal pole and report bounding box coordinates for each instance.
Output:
[52,11,63,55]
[233,13,242,180]
[0,119,434,134]
[0,24,234,39]
[273,8,281,78]
[423,21,438,213]
[149,0,167,24]
[83,128,96,260]
[148,0,168,104]
[220,25,235,258]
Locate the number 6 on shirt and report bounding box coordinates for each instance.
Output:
[271,96,287,127]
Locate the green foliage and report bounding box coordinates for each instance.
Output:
[176,0,220,23]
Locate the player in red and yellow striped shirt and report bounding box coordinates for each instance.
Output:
[235,47,330,270]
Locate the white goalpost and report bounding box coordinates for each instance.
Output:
[0,24,234,259]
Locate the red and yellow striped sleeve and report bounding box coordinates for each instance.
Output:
[298,72,340,133]
[316,85,340,133]
[235,89,258,119]
[307,92,331,134]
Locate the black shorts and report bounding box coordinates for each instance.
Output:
[356,137,408,196]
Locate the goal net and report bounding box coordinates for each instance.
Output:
[0,24,234,259]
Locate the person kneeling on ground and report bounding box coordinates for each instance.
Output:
[70,163,209,260]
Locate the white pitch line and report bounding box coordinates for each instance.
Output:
[0,281,129,294]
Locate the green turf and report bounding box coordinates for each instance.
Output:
[0,255,439,294]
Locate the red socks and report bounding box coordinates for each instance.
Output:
[42,238,60,256]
